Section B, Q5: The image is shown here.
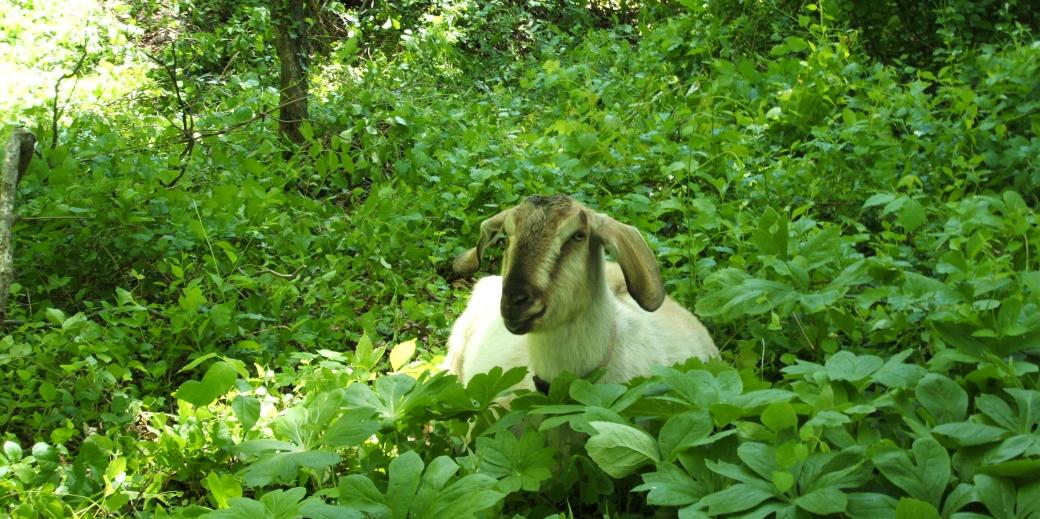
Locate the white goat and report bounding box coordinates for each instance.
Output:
[443,195,717,391]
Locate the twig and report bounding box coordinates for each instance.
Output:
[144,42,196,188]
[51,45,90,149]
[791,313,815,351]
[20,215,91,221]
[248,265,307,280]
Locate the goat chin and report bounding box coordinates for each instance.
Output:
[443,261,717,391]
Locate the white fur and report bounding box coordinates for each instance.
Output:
[443,261,717,389]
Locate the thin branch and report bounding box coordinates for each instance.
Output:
[51,45,90,149]
[19,215,91,221]
[791,313,816,351]
[144,42,197,188]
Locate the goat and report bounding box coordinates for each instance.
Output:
[443,195,717,391]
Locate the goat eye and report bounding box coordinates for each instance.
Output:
[571,231,586,242]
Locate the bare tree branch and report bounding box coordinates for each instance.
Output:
[144,42,197,188]
[51,45,90,149]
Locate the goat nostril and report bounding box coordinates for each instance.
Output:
[511,291,531,306]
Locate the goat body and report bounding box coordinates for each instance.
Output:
[444,195,717,389]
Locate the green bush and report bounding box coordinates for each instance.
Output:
[0,0,1037,516]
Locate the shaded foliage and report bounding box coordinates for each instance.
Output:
[0,0,1037,517]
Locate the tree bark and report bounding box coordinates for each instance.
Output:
[272,0,309,150]
[0,128,36,322]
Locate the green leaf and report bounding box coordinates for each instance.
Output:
[847,492,898,518]
[324,414,380,448]
[3,441,22,462]
[897,198,926,231]
[1018,479,1040,518]
[826,351,884,382]
[299,499,365,519]
[658,410,713,460]
[696,270,795,318]
[178,352,220,373]
[232,395,260,431]
[706,459,766,485]
[387,451,423,518]
[45,308,66,325]
[175,361,238,407]
[586,421,661,478]
[737,443,777,481]
[863,193,896,208]
[701,482,776,515]
[425,474,504,518]
[465,366,528,408]
[895,497,940,519]
[728,389,796,409]
[1006,389,1040,432]
[772,471,795,493]
[750,207,789,259]
[206,497,266,518]
[237,451,341,487]
[338,475,390,517]
[872,350,927,388]
[475,431,554,492]
[260,487,307,519]
[872,438,950,507]
[976,394,1018,431]
[203,471,242,509]
[915,373,968,424]
[761,401,798,431]
[569,379,627,408]
[942,483,979,517]
[933,421,1008,446]
[795,487,847,514]
[634,464,707,506]
[974,474,1016,519]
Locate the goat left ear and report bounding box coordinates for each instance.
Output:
[590,212,665,311]
[453,206,515,276]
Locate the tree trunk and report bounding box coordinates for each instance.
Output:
[272,0,309,150]
[0,128,36,322]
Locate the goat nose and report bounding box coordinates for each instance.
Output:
[508,288,532,307]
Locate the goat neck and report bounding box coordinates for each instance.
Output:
[526,259,618,381]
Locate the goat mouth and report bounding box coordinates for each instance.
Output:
[504,307,546,335]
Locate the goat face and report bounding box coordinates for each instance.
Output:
[454,195,667,335]
[498,195,597,334]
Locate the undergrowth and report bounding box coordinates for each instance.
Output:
[1,0,1038,517]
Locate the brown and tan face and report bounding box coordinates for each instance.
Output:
[497,195,598,334]
[453,194,666,335]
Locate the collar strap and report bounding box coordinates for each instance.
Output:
[533,376,550,394]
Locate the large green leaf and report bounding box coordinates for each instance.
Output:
[700,482,776,515]
[175,361,238,407]
[915,373,968,424]
[475,431,554,492]
[586,421,661,478]
[634,464,708,507]
[872,438,950,507]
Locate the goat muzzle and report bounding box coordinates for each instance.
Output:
[501,283,546,334]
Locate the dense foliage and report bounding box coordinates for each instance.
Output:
[1,0,1038,517]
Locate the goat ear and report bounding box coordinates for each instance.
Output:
[453,207,514,276]
[591,212,665,311]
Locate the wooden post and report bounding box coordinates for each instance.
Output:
[0,127,35,322]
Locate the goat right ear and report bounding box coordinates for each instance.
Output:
[591,212,665,311]
[453,207,514,276]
